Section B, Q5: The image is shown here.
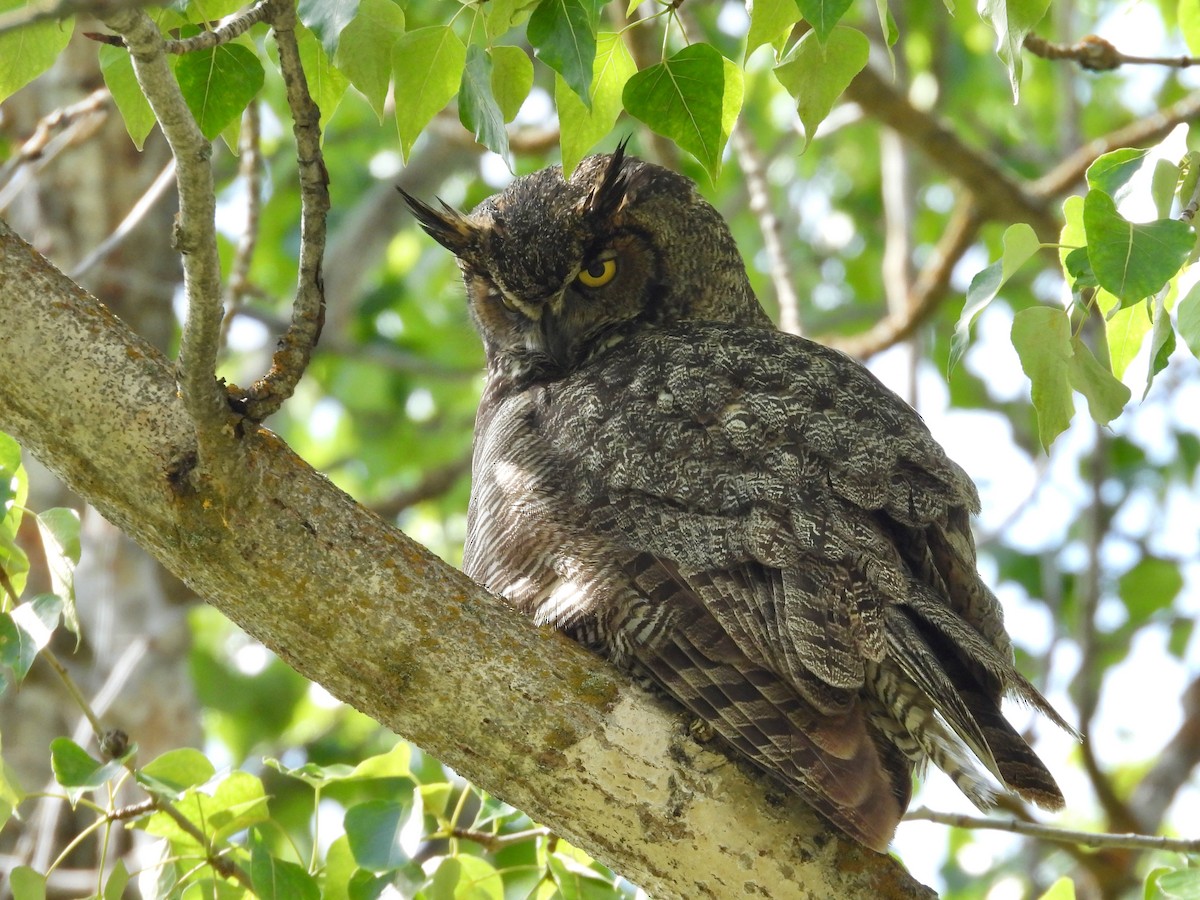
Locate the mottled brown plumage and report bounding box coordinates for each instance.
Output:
[402,147,1071,851]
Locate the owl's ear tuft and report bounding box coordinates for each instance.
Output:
[583,137,635,221]
[398,188,477,256]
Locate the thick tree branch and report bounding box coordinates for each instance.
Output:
[102,7,230,465]
[0,218,933,899]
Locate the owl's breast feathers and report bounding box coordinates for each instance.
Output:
[464,322,1070,852]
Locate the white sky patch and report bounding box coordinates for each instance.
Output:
[309,397,345,441]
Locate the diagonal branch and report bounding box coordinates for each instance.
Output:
[0,217,935,899]
[234,0,329,422]
[102,7,231,469]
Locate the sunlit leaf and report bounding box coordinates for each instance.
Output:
[978,0,1051,99]
[1085,147,1150,198]
[951,222,1041,369]
[746,0,804,59]
[334,0,404,120]
[137,748,216,797]
[1181,0,1200,56]
[0,5,73,105]
[624,43,743,181]
[1151,159,1181,218]
[9,866,45,900]
[1011,306,1074,450]
[773,26,869,150]
[490,45,534,122]
[1083,190,1195,304]
[1118,557,1183,627]
[393,26,466,159]
[102,859,130,900]
[426,855,504,900]
[1177,280,1200,359]
[1145,293,1176,398]
[35,508,79,636]
[557,32,636,176]
[100,45,158,150]
[1036,876,1076,900]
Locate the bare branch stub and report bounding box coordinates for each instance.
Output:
[1025,32,1200,71]
[234,0,329,423]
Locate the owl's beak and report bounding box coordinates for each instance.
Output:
[536,294,574,371]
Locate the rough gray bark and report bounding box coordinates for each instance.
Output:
[0,217,935,899]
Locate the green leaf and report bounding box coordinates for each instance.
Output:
[795,0,853,43]
[1036,876,1076,900]
[1085,147,1150,197]
[251,846,320,900]
[557,32,636,176]
[102,860,130,900]
[951,222,1041,369]
[266,741,412,788]
[1011,306,1075,450]
[490,46,533,123]
[296,22,350,133]
[36,508,79,636]
[486,0,537,42]
[393,26,466,160]
[1083,190,1196,304]
[344,800,410,870]
[138,748,216,797]
[547,854,617,900]
[1,594,62,687]
[298,0,360,57]
[528,0,601,104]
[746,0,804,59]
[1145,293,1176,398]
[459,45,512,167]
[1066,338,1129,425]
[1063,246,1097,290]
[1118,557,1183,628]
[0,5,73,105]
[1105,300,1153,380]
[9,865,45,900]
[1177,280,1200,359]
[333,0,404,120]
[1157,867,1200,900]
[623,43,744,181]
[977,0,1050,99]
[1151,159,1181,219]
[100,45,158,150]
[0,431,21,508]
[176,43,265,140]
[1182,0,1200,57]
[773,26,869,151]
[426,856,503,900]
[50,737,124,806]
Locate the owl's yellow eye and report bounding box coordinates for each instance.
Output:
[577,257,617,288]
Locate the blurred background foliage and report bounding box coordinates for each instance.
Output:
[2,0,1200,897]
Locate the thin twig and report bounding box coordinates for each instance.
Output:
[71,159,177,279]
[730,121,802,336]
[446,826,552,853]
[235,0,330,422]
[1025,32,1200,72]
[103,7,232,467]
[0,89,110,212]
[823,196,983,359]
[164,0,272,54]
[904,807,1200,854]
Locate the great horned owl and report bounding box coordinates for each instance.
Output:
[402,146,1069,851]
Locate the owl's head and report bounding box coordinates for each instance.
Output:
[401,145,770,382]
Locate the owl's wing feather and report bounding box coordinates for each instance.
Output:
[528,324,1066,813]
